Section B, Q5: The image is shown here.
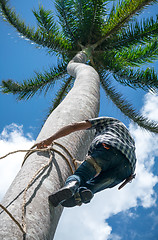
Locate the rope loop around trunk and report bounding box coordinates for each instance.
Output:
[0,142,81,235]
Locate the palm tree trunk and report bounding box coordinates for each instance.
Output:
[0,51,100,239]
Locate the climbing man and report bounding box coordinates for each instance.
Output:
[37,116,137,207]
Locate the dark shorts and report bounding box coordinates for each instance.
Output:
[66,142,133,194]
[85,142,133,193]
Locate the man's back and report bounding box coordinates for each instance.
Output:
[87,117,137,173]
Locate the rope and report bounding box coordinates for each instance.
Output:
[0,149,33,160]
[0,204,25,234]
[22,147,54,233]
[0,141,80,235]
[21,142,79,172]
[53,142,79,171]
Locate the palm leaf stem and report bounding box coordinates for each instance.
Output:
[1,64,67,100]
[106,15,158,51]
[92,0,157,50]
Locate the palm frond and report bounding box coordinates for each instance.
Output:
[104,15,158,51]
[113,39,158,67]
[100,72,158,133]
[0,63,67,100]
[55,0,77,42]
[93,0,157,48]
[114,67,158,92]
[94,49,158,91]
[74,0,107,45]
[33,5,57,34]
[55,0,108,46]
[32,5,72,53]
[0,0,71,53]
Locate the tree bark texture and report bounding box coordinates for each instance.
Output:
[0,52,100,239]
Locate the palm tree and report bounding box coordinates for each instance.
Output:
[0,0,158,239]
[1,0,158,132]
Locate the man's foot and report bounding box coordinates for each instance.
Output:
[79,187,94,204]
[61,187,94,208]
[49,188,73,207]
[61,191,82,207]
[48,181,79,207]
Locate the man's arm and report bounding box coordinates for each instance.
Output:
[36,120,92,148]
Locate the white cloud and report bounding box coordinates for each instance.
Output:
[0,123,35,200]
[108,234,122,240]
[141,92,158,121]
[55,92,158,240]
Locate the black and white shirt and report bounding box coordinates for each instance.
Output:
[87,117,137,173]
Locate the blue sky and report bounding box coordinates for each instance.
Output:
[0,1,158,240]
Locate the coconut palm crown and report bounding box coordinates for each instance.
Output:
[0,0,158,132]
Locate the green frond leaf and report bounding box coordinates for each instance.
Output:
[95,49,158,91]
[0,63,67,100]
[104,15,158,51]
[73,0,107,45]
[114,39,158,67]
[100,72,158,133]
[55,0,77,42]
[1,79,21,95]
[93,0,157,48]
[55,0,107,46]
[32,5,57,33]
[0,0,71,53]
[113,67,158,92]
[104,0,157,34]
[32,5,72,53]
